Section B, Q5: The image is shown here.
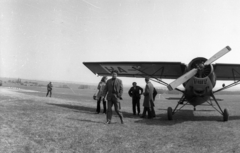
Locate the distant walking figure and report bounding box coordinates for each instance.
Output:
[95,76,108,114]
[46,82,53,97]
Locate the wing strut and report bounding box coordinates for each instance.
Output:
[213,80,240,93]
[232,68,240,81]
[131,67,184,93]
[214,68,240,93]
[131,67,169,86]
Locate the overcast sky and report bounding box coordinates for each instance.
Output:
[1,0,240,88]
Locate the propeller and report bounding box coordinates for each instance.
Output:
[204,46,231,65]
[167,68,198,91]
[167,46,231,91]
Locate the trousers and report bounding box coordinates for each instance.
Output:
[96,97,106,113]
[106,96,123,122]
[46,90,52,97]
[132,98,140,115]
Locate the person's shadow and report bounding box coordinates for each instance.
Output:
[47,103,97,114]
[47,103,138,118]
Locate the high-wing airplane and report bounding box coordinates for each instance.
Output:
[83,46,240,121]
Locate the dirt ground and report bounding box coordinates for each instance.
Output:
[1,87,240,153]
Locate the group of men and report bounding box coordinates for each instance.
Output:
[128,79,157,118]
[97,70,157,125]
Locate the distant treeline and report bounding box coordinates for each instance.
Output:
[2,78,240,95]
[78,85,91,89]
[4,78,95,90]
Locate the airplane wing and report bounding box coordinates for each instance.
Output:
[83,61,186,79]
[214,63,240,80]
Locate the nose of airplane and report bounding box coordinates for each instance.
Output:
[194,88,206,96]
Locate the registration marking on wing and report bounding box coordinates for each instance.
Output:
[100,65,142,74]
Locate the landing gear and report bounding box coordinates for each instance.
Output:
[167,107,173,120]
[211,94,229,122]
[223,109,229,121]
[167,95,187,120]
[194,107,196,111]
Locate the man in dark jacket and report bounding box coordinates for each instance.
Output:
[128,82,143,115]
[103,70,124,124]
[46,82,53,97]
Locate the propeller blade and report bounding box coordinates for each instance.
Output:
[204,46,231,65]
[167,69,198,91]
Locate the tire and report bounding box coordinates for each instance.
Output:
[167,107,173,120]
[223,109,229,122]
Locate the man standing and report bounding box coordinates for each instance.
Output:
[152,88,158,118]
[103,70,124,124]
[46,82,53,97]
[128,82,143,115]
[95,76,108,114]
[141,77,154,119]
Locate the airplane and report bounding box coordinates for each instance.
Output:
[83,46,240,121]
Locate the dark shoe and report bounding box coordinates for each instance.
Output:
[140,116,145,118]
[121,120,124,124]
[103,111,106,114]
[96,112,100,114]
[106,120,111,124]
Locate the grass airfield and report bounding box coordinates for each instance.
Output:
[1,87,240,153]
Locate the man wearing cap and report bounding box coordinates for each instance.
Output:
[103,70,124,124]
[141,77,154,119]
[128,82,143,115]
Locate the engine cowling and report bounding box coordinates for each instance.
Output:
[183,57,216,89]
[187,57,213,78]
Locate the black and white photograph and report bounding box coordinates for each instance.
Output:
[1,0,240,152]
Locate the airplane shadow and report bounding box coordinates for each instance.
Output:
[47,103,240,126]
[158,108,216,112]
[134,109,240,126]
[166,97,223,101]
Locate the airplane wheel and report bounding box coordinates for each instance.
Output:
[223,109,229,122]
[167,107,173,120]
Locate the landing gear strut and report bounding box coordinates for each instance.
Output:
[211,94,229,122]
[167,95,187,120]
